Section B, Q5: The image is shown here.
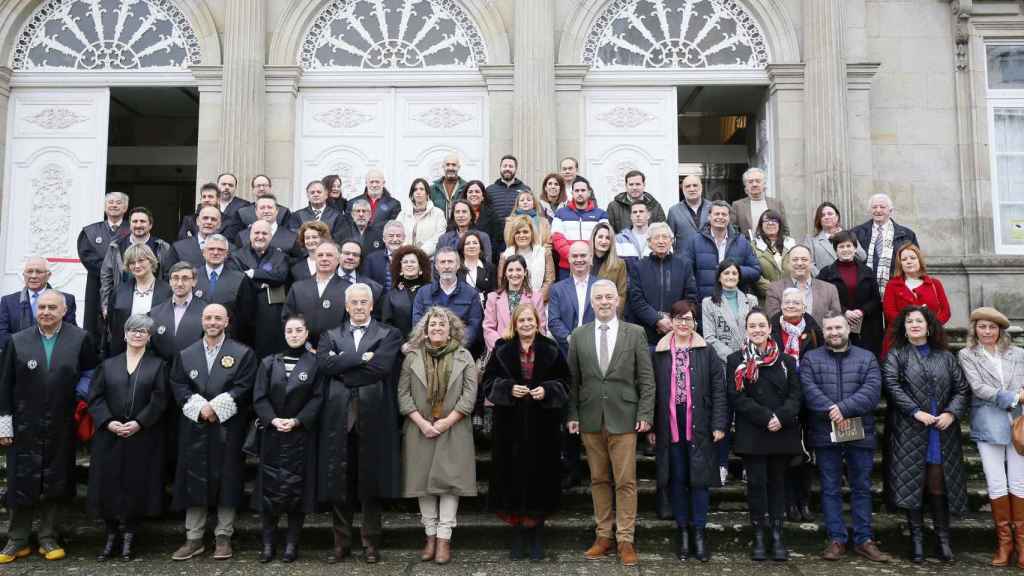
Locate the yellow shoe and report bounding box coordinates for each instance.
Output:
[0,545,31,563]
[38,545,65,561]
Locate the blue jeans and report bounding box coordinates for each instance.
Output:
[669,409,710,528]
[816,445,874,545]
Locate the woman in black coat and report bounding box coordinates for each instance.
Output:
[106,244,171,357]
[252,315,323,563]
[883,305,969,564]
[726,307,802,562]
[769,289,822,524]
[816,230,882,356]
[462,180,503,262]
[651,300,727,562]
[458,230,497,297]
[380,245,431,337]
[482,302,569,561]
[88,314,167,561]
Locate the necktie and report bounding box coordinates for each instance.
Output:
[350,325,366,348]
[209,270,219,295]
[599,324,610,374]
[872,225,883,270]
[313,208,322,221]
[30,291,39,318]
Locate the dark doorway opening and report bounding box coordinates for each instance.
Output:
[107,87,199,242]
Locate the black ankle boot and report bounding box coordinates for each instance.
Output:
[121,532,135,561]
[750,519,767,561]
[529,523,545,561]
[770,519,788,561]
[907,508,925,564]
[930,496,954,562]
[97,528,118,562]
[282,517,300,563]
[259,524,275,563]
[692,526,708,562]
[676,527,690,561]
[510,525,525,560]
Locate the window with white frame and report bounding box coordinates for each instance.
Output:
[987,44,1024,254]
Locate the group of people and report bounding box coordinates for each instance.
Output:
[0,154,1016,568]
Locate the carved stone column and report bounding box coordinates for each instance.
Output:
[803,0,851,225]
[0,67,11,223]
[513,0,557,186]
[219,0,266,199]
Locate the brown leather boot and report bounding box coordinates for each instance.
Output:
[420,535,437,561]
[1010,495,1024,568]
[584,536,615,559]
[434,537,451,565]
[327,528,350,564]
[992,496,1014,566]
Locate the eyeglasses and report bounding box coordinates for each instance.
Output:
[127,329,150,335]
[671,316,695,324]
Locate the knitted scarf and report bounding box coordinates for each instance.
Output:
[866,220,895,297]
[734,338,780,391]
[780,316,806,364]
[423,339,460,419]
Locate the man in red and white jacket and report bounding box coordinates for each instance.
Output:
[550,177,609,277]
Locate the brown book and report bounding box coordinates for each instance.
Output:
[830,417,865,443]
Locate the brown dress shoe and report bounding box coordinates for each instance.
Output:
[584,537,615,559]
[171,539,205,561]
[364,544,380,564]
[854,540,891,562]
[420,535,437,561]
[212,536,232,560]
[618,542,638,566]
[434,537,451,565]
[820,540,846,561]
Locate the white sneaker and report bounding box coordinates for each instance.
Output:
[719,466,729,485]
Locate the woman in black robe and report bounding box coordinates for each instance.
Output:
[252,315,323,563]
[88,314,167,561]
[380,245,431,337]
[482,302,569,560]
[106,243,170,357]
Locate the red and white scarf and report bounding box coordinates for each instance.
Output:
[734,338,781,391]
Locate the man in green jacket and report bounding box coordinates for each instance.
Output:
[606,170,666,233]
[429,153,468,217]
[567,279,655,567]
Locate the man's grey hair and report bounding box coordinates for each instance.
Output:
[36,289,68,308]
[710,200,731,212]
[124,313,155,334]
[868,193,894,210]
[591,278,618,295]
[345,282,374,302]
[23,255,50,271]
[383,220,405,234]
[105,191,129,204]
[350,198,371,211]
[205,233,229,247]
[781,287,805,302]
[647,222,674,240]
[435,246,461,265]
[742,167,766,183]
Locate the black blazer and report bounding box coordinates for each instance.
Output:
[458,260,496,296]
[380,283,426,336]
[236,226,300,259]
[817,260,883,356]
[194,267,255,343]
[288,205,343,232]
[148,297,208,362]
[282,275,349,346]
[107,278,172,357]
[351,191,402,227]
[332,217,385,255]
[290,258,316,284]
[218,197,253,241]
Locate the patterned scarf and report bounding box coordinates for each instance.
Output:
[866,220,895,297]
[780,316,806,364]
[734,338,780,391]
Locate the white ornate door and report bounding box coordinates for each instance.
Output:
[294,88,487,213]
[582,87,679,211]
[1,88,110,316]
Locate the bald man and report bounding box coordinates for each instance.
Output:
[349,169,401,227]
[0,258,77,351]
[667,175,713,253]
[0,290,98,563]
[429,153,468,216]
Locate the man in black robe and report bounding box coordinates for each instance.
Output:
[169,303,256,562]
[232,220,289,358]
[0,291,98,563]
[289,179,342,232]
[282,242,349,347]
[166,205,227,269]
[77,192,129,349]
[316,283,402,563]
[194,235,254,344]
[236,194,299,258]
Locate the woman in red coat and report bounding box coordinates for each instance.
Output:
[882,243,950,356]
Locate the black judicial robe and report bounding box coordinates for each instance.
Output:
[194,268,255,344]
[0,323,98,506]
[232,246,290,358]
[87,352,167,519]
[148,297,208,362]
[169,338,255,509]
[106,278,172,357]
[282,275,348,347]
[78,220,129,341]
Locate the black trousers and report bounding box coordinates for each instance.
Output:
[743,454,789,521]
[331,429,382,545]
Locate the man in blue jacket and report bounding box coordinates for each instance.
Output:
[412,247,482,352]
[627,223,697,345]
[683,200,761,302]
[800,312,891,563]
[547,241,596,355]
[0,257,77,351]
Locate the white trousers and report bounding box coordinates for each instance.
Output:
[185,506,236,540]
[978,441,1024,499]
[418,495,459,540]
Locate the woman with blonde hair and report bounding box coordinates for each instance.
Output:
[107,244,170,357]
[398,307,478,565]
[590,222,627,314]
[509,190,551,244]
[497,216,555,301]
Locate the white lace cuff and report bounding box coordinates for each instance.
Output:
[209,392,238,423]
[0,415,12,438]
[182,394,207,423]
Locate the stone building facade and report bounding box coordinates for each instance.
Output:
[0,0,1021,325]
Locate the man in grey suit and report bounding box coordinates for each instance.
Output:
[667,175,712,253]
[731,168,787,236]
[765,245,841,326]
[567,280,655,567]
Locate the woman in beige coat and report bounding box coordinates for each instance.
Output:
[398,306,478,565]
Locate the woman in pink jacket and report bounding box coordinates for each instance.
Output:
[483,255,547,354]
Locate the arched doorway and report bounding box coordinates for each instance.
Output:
[0,0,217,300]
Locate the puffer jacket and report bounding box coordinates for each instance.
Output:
[682,225,761,302]
[883,345,970,513]
[799,344,882,449]
[550,200,609,270]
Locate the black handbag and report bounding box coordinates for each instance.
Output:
[242,420,263,457]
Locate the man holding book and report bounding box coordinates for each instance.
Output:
[799,312,891,562]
